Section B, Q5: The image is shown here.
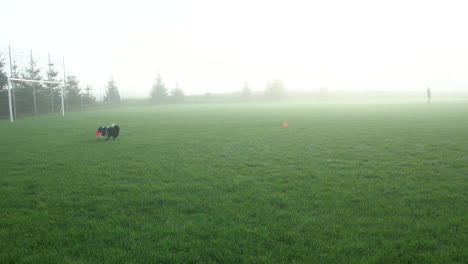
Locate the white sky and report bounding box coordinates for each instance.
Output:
[2,0,468,98]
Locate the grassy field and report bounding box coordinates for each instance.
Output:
[0,101,467,263]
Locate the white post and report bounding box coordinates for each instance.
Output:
[31,50,37,116]
[62,56,66,117]
[61,82,65,117]
[7,78,14,123]
[8,45,17,118]
[48,53,54,113]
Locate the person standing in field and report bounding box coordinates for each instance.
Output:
[427,87,431,103]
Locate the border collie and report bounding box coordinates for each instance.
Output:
[96,124,120,140]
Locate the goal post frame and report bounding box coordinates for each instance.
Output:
[7,77,66,122]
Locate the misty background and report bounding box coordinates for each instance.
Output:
[1,0,468,100]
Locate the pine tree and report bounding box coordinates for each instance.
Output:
[0,56,8,117]
[319,85,329,100]
[265,78,286,100]
[45,60,61,112]
[11,61,18,78]
[83,85,96,106]
[150,73,168,103]
[18,53,43,115]
[0,55,7,91]
[65,75,82,109]
[241,81,252,101]
[170,83,185,103]
[104,77,120,104]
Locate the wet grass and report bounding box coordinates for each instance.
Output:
[0,101,467,263]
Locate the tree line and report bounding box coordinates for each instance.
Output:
[107,73,287,105]
[147,73,286,104]
[0,54,95,118]
[1,52,289,118]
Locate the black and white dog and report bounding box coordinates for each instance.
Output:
[96,124,120,140]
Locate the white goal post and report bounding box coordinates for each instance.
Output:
[7,77,66,123]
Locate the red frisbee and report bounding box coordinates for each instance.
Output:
[94,131,102,136]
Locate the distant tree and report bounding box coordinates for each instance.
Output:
[17,54,43,115]
[150,73,168,103]
[0,56,8,117]
[170,83,185,103]
[319,85,328,100]
[45,61,61,112]
[265,78,286,100]
[11,60,18,78]
[65,75,82,109]
[241,81,252,101]
[83,85,96,106]
[104,77,120,104]
[426,87,431,103]
[0,55,7,91]
[204,92,212,102]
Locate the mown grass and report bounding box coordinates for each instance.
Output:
[0,101,467,263]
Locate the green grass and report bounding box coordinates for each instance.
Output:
[0,102,467,263]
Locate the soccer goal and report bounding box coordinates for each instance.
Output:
[7,77,66,123]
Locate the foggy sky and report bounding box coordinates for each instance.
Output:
[2,0,468,99]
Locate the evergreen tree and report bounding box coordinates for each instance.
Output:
[150,73,168,103]
[0,56,8,117]
[83,85,96,106]
[204,92,212,102]
[45,61,61,112]
[11,60,18,78]
[0,55,7,91]
[265,78,286,100]
[170,83,185,103]
[65,75,82,109]
[104,77,120,103]
[241,81,252,101]
[319,85,329,100]
[18,54,43,115]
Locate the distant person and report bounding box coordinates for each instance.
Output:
[427,87,431,103]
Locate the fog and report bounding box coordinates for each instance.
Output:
[2,0,468,99]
